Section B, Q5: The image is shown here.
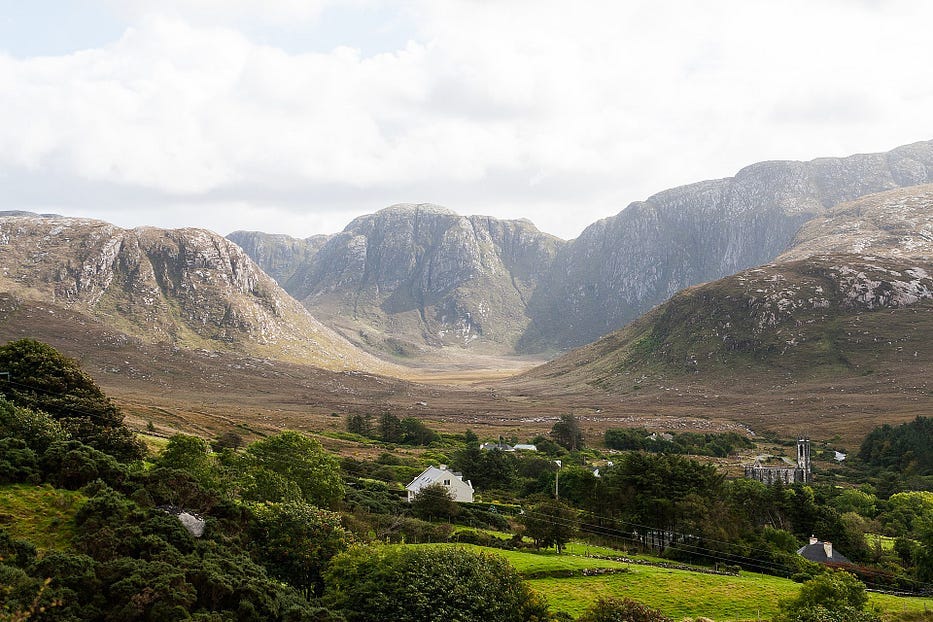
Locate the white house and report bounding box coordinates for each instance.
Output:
[406,464,474,503]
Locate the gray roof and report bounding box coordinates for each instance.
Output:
[797,542,851,565]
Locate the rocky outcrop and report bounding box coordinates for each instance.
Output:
[226,230,330,291]
[779,184,933,262]
[0,216,387,371]
[288,204,563,355]
[519,140,933,350]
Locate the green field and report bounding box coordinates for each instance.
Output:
[425,543,933,622]
[0,484,86,551]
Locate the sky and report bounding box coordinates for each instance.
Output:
[1,0,932,241]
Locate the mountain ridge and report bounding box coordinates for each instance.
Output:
[0,215,390,372]
[227,140,933,358]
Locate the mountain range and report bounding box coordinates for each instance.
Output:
[2,142,932,444]
[230,140,933,357]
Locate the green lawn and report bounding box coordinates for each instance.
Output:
[0,484,86,551]
[423,543,933,622]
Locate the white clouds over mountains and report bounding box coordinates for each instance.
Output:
[1,1,932,239]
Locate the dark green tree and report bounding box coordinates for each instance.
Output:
[523,500,577,553]
[400,417,439,445]
[324,545,550,622]
[378,412,403,443]
[550,414,584,451]
[410,483,460,521]
[346,413,371,436]
[249,501,350,595]
[0,338,144,461]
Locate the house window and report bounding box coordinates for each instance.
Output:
[443,479,450,486]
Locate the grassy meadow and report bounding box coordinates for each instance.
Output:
[425,543,933,622]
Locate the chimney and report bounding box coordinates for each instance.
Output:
[823,541,833,559]
[439,464,447,470]
[809,535,818,546]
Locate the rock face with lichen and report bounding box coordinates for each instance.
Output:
[0,215,387,371]
[520,183,933,389]
[229,141,933,359]
[281,204,563,356]
[519,140,933,351]
[226,230,331,291]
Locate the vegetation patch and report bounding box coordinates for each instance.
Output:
[0,484,86,551]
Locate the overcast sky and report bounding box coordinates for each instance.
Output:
[1,1,932,240]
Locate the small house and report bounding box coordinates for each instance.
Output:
[797,535,851,565]
[406,464,474,503]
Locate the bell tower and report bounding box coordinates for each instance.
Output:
[796,438,811,483]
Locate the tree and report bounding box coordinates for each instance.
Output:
[378,412,403,443]
[550,414,584,451]
[0,339,144,461]
[324,545,551,622]
[776,570,879,622]
[523,500,577,553]
[239,431,344,508]
[411,483,460,521]
[0,396,68,453]
[400,417,439,445]
[249,501,350,595]
[158,434,219,490]
[577,597,673,622]
[346,414,371,436]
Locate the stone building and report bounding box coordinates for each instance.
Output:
[744,438,811,484]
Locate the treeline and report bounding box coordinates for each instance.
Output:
[603,428,754,457]
[345,412,439,446]
[858,416,932,477]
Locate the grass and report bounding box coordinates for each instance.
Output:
[867,533,898,552]
[138,433,170,456]
[421,543,933,622]
[0,484,86,551]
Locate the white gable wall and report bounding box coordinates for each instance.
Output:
[406,465,474,503]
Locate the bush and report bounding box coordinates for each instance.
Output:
[577,597,673,622]
[249,501,350,595]
[324,545,550,622]
[776,571,879,622]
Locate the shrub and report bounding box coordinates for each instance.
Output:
[324,545,550,622]
[577,597,673,622]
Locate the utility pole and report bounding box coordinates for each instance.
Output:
[554,460,562,500]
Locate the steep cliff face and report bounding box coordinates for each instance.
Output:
[0,215,387,371]
[288,204,563,355]
[226,230,330,291]
[520,140,933,350]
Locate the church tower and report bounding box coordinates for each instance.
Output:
[796,438,811,483]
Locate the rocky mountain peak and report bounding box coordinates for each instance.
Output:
[0,215,387,371]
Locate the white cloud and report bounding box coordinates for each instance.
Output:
[1,1,932,239]
[103,0,334,26]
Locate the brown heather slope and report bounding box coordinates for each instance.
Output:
[509,255,932,447]
[0,294,748,450]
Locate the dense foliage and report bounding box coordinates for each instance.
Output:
[323,545,551,622]
[776,571,880,622]
[604,428,754,457]
[0,339,145,461]
[858,417,932,476]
